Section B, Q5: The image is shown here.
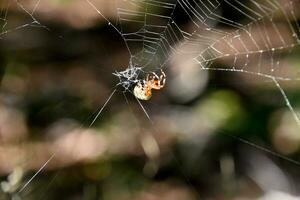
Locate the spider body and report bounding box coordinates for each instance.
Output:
[133,69,166,100]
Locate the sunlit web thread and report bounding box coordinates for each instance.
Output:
[0,1,9,32]
[5,0,117,193]
[116,0,180,69]
[110,0,300,82]
[0,0,55,196]
[0,2,61,195]
[123,91,203,199]
[16,88,117,195]
[189,0,300,125]
[0,0,52,38]
[196,66,300,127]
[18,154,55,194]
[224,132,300,166]
[89,88,117,127]
[0,0,120,195]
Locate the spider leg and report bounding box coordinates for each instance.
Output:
[161,76,166,88]
[159,75,163,86]
[160,69,166,77]
[152,72,160,80]
[156,79,161,88]
[159,69,166,88]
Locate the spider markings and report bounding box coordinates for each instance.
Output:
[133,69,166,100]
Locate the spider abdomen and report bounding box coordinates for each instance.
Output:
[133,84,152,100]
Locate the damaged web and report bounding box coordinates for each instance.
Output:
[0,0,48,38]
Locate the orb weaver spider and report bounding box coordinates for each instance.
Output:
[133,69,166,100]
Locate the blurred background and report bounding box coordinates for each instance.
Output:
[1,0,300,199]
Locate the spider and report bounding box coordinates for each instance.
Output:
[133,69,166,100]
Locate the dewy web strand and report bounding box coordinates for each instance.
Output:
[2,0,300,198]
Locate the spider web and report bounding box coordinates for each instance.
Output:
[1,0,48,38]
[86,0,300,124]
[1,0,300,198]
